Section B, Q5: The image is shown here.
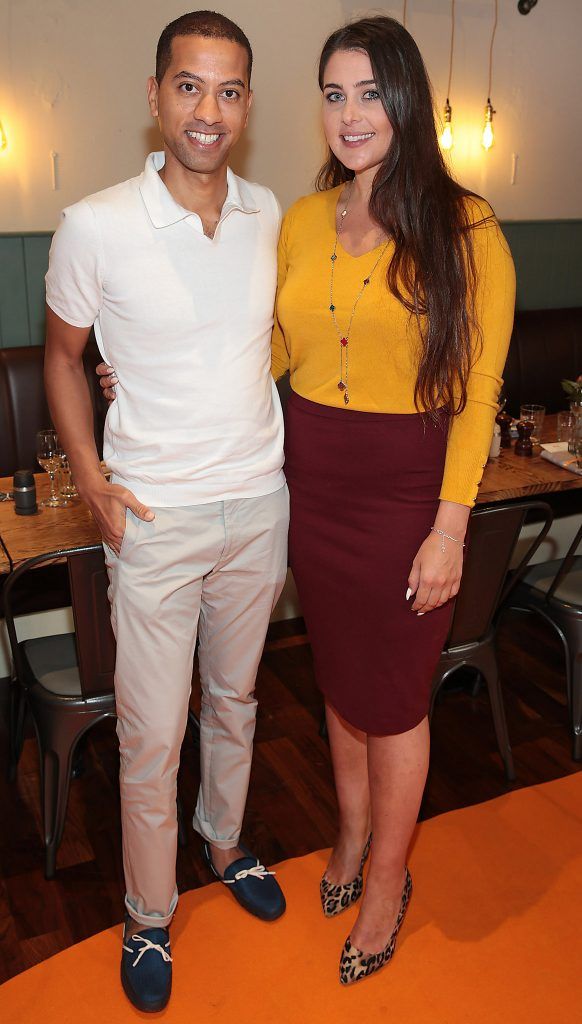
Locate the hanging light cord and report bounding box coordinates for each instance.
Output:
[402,0,407,29]
[487,0,499,100]
[446,0,456,101]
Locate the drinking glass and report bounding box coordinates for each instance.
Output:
[569,413,582,465]
[569,404,582,454]
[556,411,574,443]
[36,430,68,507]
[56,447,78,500]
[519,404,545,441]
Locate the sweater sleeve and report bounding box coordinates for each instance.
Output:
[270,209,292,382]
[439,204,516,507]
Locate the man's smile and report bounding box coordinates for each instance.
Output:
[185,130,222,146]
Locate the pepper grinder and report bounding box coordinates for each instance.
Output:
[13,469,38,515]
[514,420,534,457]
[495,411,513,449]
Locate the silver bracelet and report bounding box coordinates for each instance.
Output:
[430,526,465,553]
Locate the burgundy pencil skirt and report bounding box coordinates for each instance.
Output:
[284,391,454,736]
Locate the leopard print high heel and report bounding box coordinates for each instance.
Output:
[339,866,412,985]
[320,833,372,918]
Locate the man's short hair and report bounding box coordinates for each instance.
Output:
[156,10,253,84]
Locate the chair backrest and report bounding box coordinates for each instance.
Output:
[545,521,582,603]
[446,501,553,649]
[68,548,116,696]
[0,338,107,476]
[3,545,116,699]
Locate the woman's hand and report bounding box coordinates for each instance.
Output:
[407,531,463,613]
[407,500,470,614]
[96,361,118,402]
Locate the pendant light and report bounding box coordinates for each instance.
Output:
[482,0,498,150]
[440,0,456,151]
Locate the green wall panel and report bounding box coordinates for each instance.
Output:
[0,236,31,347]
[0,221,580,348]
[23,235,52,347]
[502,220,582,311]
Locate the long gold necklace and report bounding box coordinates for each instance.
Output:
[329,185,389,405]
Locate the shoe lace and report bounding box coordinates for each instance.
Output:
[223,861,275,884]
[123,934,173,968]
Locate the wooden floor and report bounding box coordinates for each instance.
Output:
[0,609,579,986]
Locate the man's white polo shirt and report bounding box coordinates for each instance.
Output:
[46,152,285,507]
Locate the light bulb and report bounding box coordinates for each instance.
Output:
[440,99,453,151]
[482,99,495,150]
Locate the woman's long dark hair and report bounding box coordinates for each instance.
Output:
[317,16,487,416]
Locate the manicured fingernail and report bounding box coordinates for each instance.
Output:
[417,612,425,617]
[406,587,412,601]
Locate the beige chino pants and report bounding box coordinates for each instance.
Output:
[104,485,289,928]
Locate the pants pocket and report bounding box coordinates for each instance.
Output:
[119,509,137,559]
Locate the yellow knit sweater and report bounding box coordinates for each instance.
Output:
[271,186,516,507]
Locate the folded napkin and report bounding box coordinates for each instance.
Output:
[540,444,582,476]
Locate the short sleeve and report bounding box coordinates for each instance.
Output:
[45,200,103,328]
[271,208,293,382]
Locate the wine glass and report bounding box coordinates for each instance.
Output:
[36,429,69,507]
[55,446,78,500]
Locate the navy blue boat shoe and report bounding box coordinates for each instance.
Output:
[202,842,286,921]
[121,917,173,1012]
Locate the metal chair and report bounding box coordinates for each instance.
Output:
[508,522,582,759]
[430,501,554,782]
[4,545,117,878]
[5,543,201,877]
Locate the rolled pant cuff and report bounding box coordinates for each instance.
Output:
[192,818,241,850]
[125,891,177,930]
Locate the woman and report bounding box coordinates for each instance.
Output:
[271,16,515,985]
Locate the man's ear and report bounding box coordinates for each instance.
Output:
[147,76,160,118]
[244,89,254,128]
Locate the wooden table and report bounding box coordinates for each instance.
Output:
[0,533,11,573]
[477,414,582,505]
[0,415,579,566]
[0,474,100,569]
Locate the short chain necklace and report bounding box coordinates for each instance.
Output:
[329,183,390,405]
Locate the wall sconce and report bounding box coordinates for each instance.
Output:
[0,120,7,152]
[482,0,498,150]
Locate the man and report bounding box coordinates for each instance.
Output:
[44,11,288,1013]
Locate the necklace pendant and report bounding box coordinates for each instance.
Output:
[343,391,350,405]
[338,381,346,392]
[340,337,348,347]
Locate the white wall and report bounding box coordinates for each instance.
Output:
[0,0,581,230]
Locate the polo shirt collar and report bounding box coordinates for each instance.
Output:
[139,151,259,229]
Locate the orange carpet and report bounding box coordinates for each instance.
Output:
[2,773,581,1023]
